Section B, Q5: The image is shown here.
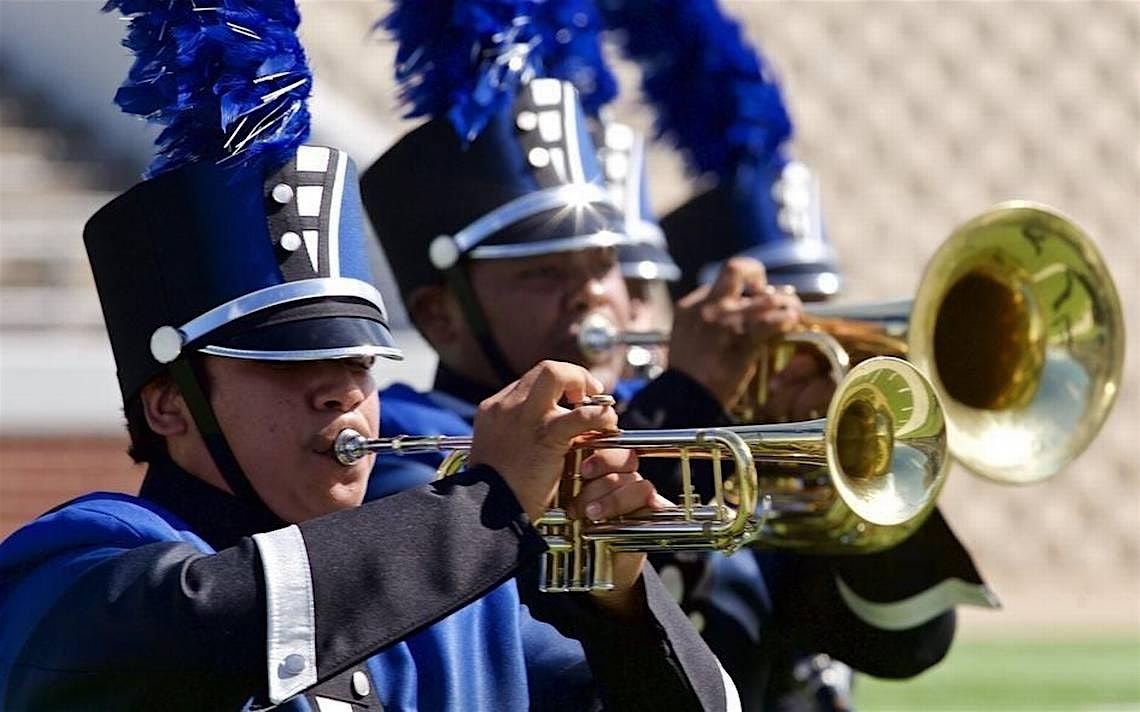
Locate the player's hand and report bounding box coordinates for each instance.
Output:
[565,447,670,617]
[669,257,802,410]
[758,351,837,423]
[469,360,617,522]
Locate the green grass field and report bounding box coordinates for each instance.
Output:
[856,637,1140,711]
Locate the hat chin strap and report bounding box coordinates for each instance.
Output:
[440,262,518,387]
[168,357,282,520]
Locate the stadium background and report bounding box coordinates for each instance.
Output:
[0,1,1136,708]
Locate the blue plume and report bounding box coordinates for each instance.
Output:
[382,0,617,143]
[600,0,793,178]
[104,0,312,178]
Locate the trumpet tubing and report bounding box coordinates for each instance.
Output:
[334,357,948,591]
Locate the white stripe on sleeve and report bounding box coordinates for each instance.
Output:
[836,574,1001,632]
[720,659,743,712]
[253,525,319,703]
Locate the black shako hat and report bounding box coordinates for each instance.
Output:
[86,146,402,403]
[596,0,843,300]
[595,119,680,283]
[91,0,403,531]
[661,160,843,301]
[361,79,629,301]
[95,0,402,404]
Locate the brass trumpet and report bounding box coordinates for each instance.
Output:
[581,201,1125,485]
[335,357,947,592]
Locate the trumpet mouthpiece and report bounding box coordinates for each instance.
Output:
[333,428,367,466]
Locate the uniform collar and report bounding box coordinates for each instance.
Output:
[140,456,286,550]
[432,363,503,413]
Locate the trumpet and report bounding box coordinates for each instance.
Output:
[581,201,1125,485]
[335,357,947,592]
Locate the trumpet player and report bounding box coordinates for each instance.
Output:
[0,4,736,710]
[591,1,1001,708]
[357,16,942,712]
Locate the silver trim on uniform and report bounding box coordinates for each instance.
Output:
[200,344,404,362]
[451,183,614,255]
[327,149,348,278]
[469,230,625,260]
[175,277,388,349]
[296,145,331,173]
[627,218,667,246]
[621,132,647,231]
[296,186,324,218]
[253,526,319,703]
[563,87,584,185]
[620,258,681,283]
[835,575,1001,632]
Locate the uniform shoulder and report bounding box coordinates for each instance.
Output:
[0,492,205,572]
[379,382,474,437]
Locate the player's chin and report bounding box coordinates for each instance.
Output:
[314,480,367,516]
[317,465,369,506]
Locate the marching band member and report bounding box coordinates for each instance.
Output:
[0,3,734,709]
[361,3,993,711]
[601,1,999,709]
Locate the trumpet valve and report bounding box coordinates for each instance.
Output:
[590,541,615,591]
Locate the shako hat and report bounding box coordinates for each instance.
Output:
[661,159,842,300]
[594,118,680,283]
[362,79,626,301]
[92,0,400,403]
[601,0,844,300]
[362,0,632,302]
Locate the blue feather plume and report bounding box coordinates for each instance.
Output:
[600,0,793,179]
[382,0,617,143]
[104,0,312,178]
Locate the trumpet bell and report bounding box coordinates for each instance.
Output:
[740,357,949,552]
[909,202,1125,484]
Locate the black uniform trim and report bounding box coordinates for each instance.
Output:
[765,548,958,679]
[299,464,545,683]
[519,565,729,712]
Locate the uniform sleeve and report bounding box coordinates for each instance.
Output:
[777,509,997,679]
[620,368,994,684]
[0,465,546,710]
[620,369,733,433]
[518,563,736,712]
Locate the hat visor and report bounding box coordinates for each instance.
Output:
[767,270,844,301]
[618,242,681,282]
[466,201,632,260]
[197,314,403,362]
[697,243,843,300]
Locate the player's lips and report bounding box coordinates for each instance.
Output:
[311,421,371,457]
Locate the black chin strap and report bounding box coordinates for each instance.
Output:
[441,262,518,386]
[168,357,270,510]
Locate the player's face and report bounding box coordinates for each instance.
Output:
[468,247,632,391]
[204,355,379,522]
